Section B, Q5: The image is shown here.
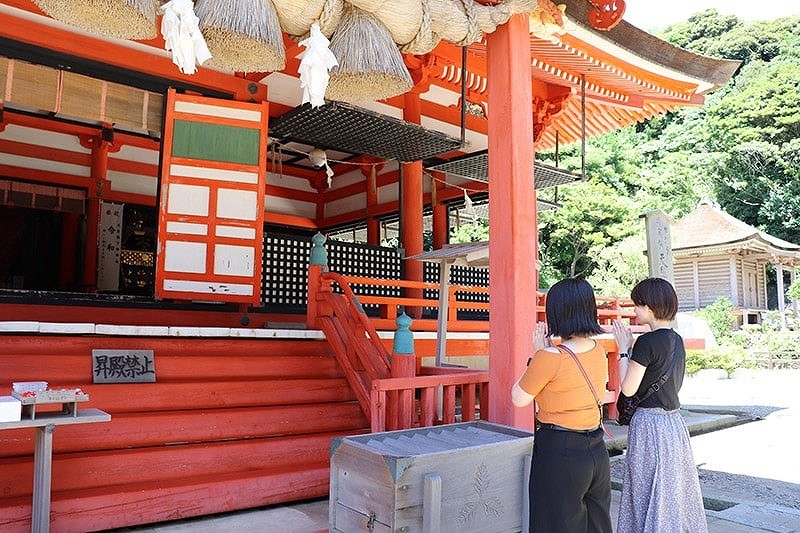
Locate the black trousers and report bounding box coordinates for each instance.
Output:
[529,427,612,533]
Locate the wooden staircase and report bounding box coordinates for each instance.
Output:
[315,271,391,418]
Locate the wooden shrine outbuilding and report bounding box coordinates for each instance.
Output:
[672,200,800,324]
[0,0,739,530]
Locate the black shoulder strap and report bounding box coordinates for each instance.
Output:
[637,331,680,403]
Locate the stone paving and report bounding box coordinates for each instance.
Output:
[116,369,800,532]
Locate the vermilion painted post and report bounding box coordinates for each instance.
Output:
[487,14,537,430]
[307,233,328,328]
[365,165,380,245]
[391,313,416,429]
[402,93,424,318]
[431,172,448,249]
[83,139,108,292]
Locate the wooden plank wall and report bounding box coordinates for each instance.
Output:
[0,335,368,532]
[697,255,733,308]
[674,259,696,311]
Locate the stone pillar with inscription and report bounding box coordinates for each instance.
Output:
[643,209,674,284]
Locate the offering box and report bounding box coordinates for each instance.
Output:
[330,421,534,533]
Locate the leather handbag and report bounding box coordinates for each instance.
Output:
[616,333,680,425]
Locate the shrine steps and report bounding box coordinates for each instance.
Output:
[0,333,367,532]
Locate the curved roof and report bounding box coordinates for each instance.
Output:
[672,201,800,259]
[0,0,742,157]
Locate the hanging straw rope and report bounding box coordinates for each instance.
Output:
[195,0,286,72]
[33,0,158,40]
[325,7,412,103]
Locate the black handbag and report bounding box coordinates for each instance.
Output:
[616,332,680,425]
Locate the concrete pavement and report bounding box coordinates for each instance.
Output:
[114,370,800,532]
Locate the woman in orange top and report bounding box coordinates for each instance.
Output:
[512,277,612,533]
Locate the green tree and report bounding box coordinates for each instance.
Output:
[586,234,649,297]
[538,180,639,279]
[450,219,489,243]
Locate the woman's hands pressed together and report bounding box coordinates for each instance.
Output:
[612,319,633,356]
[533,321,552,353]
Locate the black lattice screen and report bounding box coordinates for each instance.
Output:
[328,239,402,315]
[261,233,403,314]
[261,233,488,319]
[262,233,314,313]
[423,262,490,320]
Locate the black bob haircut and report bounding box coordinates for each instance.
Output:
[545,278,603,339]
[631,277,678,321]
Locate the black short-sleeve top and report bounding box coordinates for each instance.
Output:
[630,328,685,410]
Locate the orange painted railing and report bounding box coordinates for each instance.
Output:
[308,267,493,432]
[308,268,658,426]
[330,273,639,332]
[370,367,489,433]
[312,268,392,417]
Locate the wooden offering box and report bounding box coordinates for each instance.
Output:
[330,421,534,533]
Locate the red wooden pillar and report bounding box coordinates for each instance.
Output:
[487,14,537,430]
[83,139,109,293]
[431,172,448,249]
[58,212,79,289]
[402,92,424,317]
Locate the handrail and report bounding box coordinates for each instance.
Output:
[370,370,490,432]
[336,275,440,291]
[332,272,638,331]
[319,271,391,376]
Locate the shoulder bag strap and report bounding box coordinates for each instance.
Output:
[636,331,681,404]
[557,344,614,439]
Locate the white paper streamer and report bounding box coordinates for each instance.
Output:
[161,0,212,75]
[298,24,339,108]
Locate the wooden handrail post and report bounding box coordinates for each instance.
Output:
[391,313,416,429]
[307,233,328,328]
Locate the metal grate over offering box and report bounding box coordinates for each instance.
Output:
[330,421,534,532]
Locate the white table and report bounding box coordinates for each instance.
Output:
[0,408,111,533]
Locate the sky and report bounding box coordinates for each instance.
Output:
[623,0,800,32]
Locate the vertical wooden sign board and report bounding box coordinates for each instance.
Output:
[155,90,268,305]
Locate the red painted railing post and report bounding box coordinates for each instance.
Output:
[307,232,329,328]
[390,313,416,430]
[306,265,321,328]
[371,389,386,433]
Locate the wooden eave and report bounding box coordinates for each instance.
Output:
[0,0,739,154]
[673,237,800,266]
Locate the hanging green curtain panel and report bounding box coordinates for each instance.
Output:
[171,120,260,166]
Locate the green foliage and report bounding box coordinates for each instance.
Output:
[661,10,740,51]
[538,180,639,279]
[788,278,800,301]
[685,345,751,376]
[696,297,737,343]
[450,219,489,243]
[586,234,649,298]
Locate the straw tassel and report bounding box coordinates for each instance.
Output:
[33,0,158,40]
[325,7,413,103]
[195,0,286,72]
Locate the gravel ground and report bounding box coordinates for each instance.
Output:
[612,369,800,512]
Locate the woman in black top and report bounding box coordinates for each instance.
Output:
[613,278,706,533]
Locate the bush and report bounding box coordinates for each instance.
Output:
[696,296,737,343]
[685,345,752,376]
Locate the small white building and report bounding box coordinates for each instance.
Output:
[672,200,800,324]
